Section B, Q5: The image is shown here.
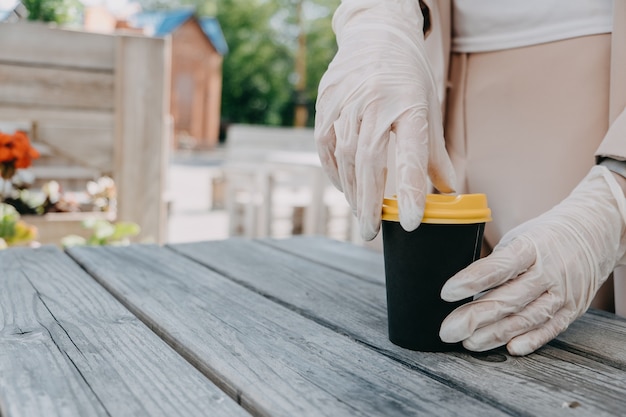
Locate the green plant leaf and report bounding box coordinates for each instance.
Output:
[0,203,19,240]
[110,222,141,241]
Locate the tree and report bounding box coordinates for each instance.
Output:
[267,0,339,127]
[22,0,81,23]
[215,0,294,126]
[300,0,338,126]
[136,0,339,127]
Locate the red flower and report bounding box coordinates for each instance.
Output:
[0,131,40,180]
[0,133,13,162]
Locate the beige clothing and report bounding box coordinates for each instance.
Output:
[421,0,626,312]
[423,0,626,162]
[376,1,625,310]
[445,34,611,246]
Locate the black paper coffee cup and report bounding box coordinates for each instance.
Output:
[381,194,491,351]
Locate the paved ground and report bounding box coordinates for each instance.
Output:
[166,149,230,244]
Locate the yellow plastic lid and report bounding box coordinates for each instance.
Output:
[382,194,492,224]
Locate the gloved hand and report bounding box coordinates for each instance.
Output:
[439,166,626,356]
[315,0,456,241]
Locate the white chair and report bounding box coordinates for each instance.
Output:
[222,124,353,239]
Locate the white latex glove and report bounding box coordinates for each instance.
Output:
[315,0,456,241]
[439,166,626,356]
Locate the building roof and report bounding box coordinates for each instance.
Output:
[130,8,228,55]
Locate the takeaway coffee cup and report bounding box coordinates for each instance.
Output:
[381,194,491,351]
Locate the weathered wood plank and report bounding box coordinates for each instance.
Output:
[0,246,249,417]
[37,123,114,173]
[0,108,114,173]
[0,120,32,133]
[0,23,115,70]
[0,63,114,111]
[260,236,385,285]
[266,237,626,369]
[29,165,100,180]
[0,106,113,124]
[113,35,169,244]
[552,309,626,369]
[0,30,167,245]
[0,254,108,416]
[170,238,626,417]
[67,244,508,417]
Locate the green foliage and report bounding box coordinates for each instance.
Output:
[0,204,18,243]
[61,219,141,248]
[303,7,338,124]
[135,0,339,127]
[215,0,293,126]
[220,0,340,126]
[0,203,37,248]
[21,0,80,24]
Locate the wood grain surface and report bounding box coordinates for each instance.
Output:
[171,237,626,417]
[7,237,625,417]
[0,246,250,417]
[0,23,115,70]
[68,244,508,417]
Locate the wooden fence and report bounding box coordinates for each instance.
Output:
[0,22,170,244]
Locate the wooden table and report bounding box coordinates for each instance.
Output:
[3,236,626,416]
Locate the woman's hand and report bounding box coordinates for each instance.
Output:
[315,0,456,240]
[439,166,626,355]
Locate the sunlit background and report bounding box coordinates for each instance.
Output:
[0,0,360,249]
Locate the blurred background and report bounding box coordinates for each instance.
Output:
[0,0,364,249]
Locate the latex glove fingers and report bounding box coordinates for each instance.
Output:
[315,0,456,240]
[439,166,626,355]
[314,108,341,191]
[332,107,360,210]
[440,260,548,344]
[332,103,446,241]
[441,237,536,302]
[439,222,582,354]
[354,107,391,240]
[393,106,457,232]
[330,104,391,240]
[506,308,572,356]
[353,103,457,239]
[461,292,562,353]
[315,1,429,147]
